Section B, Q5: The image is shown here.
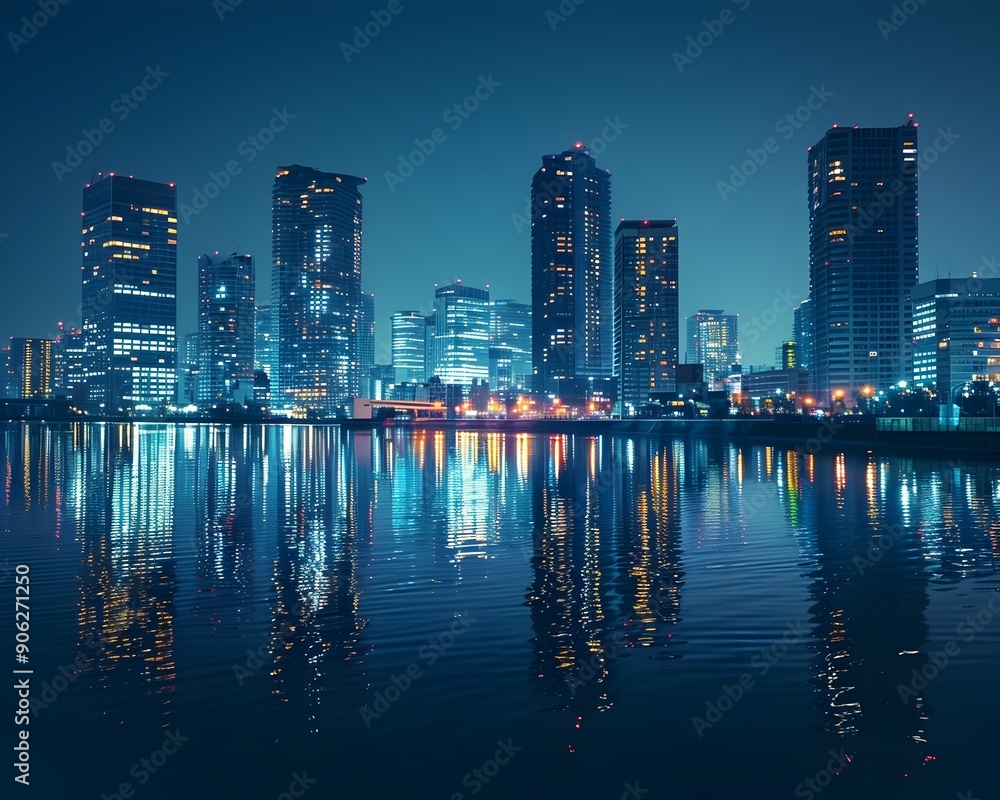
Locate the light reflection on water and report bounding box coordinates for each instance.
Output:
[1,422,997,798]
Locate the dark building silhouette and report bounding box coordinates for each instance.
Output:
[531,144,612,396]
[808,120,919,402]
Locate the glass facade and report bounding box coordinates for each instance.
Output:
[686,310,739,387]
[391,311,427,384]
[614,220,679,411]
[81,174,178,410]
[356,292,375,381]
[432,282,490,387]
[272,165,365,415]
[489,299,532,391]
[254,305,278,381]
[531,144,612,395]
[911,278,1000,391]
[197,252,255,406]
[808,121,919,401]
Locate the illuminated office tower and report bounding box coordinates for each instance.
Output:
[391,311,427,383]
[81,173,178,410]
[686,310,739,387]
[52,323,86,397]
[272,165,366,414]
[433,282,490,386]
[614,219,679,411]
[197,252,255,406]
[912,277,1000,393]
[356,292,375,379]
[531,143,612,395]
[808,119,919,401]
[254,305,277,380]
[489,299,532,391]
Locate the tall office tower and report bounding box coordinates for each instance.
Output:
[254,305,278,380]
[912,277,1000,395]
[81,173,178,410]
[489,299,532,391]
[793,298,814,371]
[808,119,919,402]
[614,220,680,411]
[356,292,376,380]
[272,165,366,415]
[391,311,427,383]
[433,282,490,387]
[52,323,86,397]
[686,310,739,387]
[6,338,53,398]
[531,143,612,396]
[197,252,255,406]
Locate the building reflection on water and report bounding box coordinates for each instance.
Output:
[1,422,998,786]
[524,435,686,718]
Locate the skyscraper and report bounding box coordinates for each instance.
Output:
[391,311,427,383]
[81,173,178,410]
[6,338,52,398]
[356,292,375,381]
[808,119,919,402]
[686,310,739,387]
[254,305,277,380]
[531,143,612,396]
[489,299,532,391]
[52,323,86,398]
[614,220,679,411]
[792,298,814,372]
[432,282,490,387]
[272,165,365,415]
[197,252,255,406]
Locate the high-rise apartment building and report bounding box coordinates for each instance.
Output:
[81,173,178,410]
[614,220,679,411]
[272,165,365,414]
[6,338,53,398]
[531,144,612,396]
[808,119,919,401]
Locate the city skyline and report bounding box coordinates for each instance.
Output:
[2,1,997,370]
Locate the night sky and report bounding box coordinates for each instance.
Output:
[1,0,997,367]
